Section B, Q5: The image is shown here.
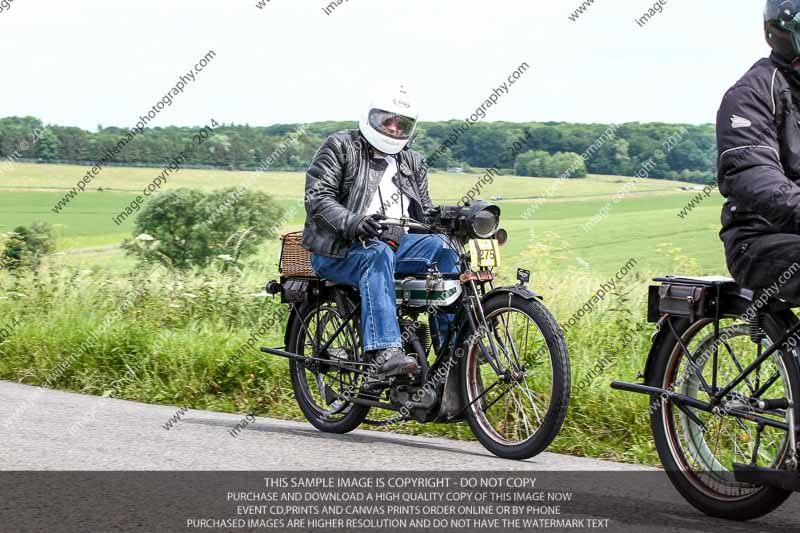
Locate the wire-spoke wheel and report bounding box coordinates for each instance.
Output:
[650,316,798,520]
[288,298,370,433]
[461,293,570,460]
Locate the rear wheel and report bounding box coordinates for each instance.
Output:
[288,297,370,434]
[461,294,570,460]
[649,315,799,520]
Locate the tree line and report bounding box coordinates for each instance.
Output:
[0,116,716,183]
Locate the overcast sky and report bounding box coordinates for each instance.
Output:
[0,0,766,130]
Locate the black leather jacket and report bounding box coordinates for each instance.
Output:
[301,129,433,258]
[718,53,800,252]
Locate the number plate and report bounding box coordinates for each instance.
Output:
[468,239,501,268]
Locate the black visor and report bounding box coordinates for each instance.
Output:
[368,109,416,140]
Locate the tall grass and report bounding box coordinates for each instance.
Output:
[0,256,667,465]
[0,264,294,415]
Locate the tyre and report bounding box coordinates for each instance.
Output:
[288,297,370,434]
[649,314,799,520]
[460,293,570,460]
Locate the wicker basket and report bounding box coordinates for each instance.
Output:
[279,232,316,278]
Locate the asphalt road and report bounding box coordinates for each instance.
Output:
[1,381,799,532]
[0,380,646,471]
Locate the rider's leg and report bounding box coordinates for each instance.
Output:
[726,233,800,304]
[311,240,402,352]
[395,234,460,352]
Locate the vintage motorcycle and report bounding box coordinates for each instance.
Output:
[613,275,800,519]
[263,201,570,460]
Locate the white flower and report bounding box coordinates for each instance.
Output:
[217,254,235,262]
[136,233,155,242]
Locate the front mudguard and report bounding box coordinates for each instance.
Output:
[482,285,544,305]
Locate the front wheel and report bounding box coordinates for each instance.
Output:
[460,293,570,460]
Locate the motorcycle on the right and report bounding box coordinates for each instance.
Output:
[613,275,800,520]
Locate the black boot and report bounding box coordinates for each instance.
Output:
[372,347,418,378]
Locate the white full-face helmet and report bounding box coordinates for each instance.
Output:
[359,82,419,155]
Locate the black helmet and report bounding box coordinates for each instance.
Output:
[766,0,800,61]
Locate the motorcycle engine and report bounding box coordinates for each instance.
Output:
[390,385,437,410]
[400,319,431,356]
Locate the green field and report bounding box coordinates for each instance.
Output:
[1,162,725,277]
[0,162,728,465]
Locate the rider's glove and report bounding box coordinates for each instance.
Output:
[380,224,405,251]
[354,215,383,240]
[423,206,441,225]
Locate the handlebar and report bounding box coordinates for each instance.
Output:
[363,215,460,251]
[378,217,429,232]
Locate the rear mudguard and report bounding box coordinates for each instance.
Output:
[284,305,299,349]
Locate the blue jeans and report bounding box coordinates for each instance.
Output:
[311,234,459,352]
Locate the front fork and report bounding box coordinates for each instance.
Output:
[461,279,519,379]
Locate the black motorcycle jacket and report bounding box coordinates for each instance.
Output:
[718,52,800,250]
[301,129,433,258]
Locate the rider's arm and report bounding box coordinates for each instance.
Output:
[304,135,367,240]
[717,84,800,232]
[412,152,434,210]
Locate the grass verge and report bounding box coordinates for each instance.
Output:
[0,263,659,465]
